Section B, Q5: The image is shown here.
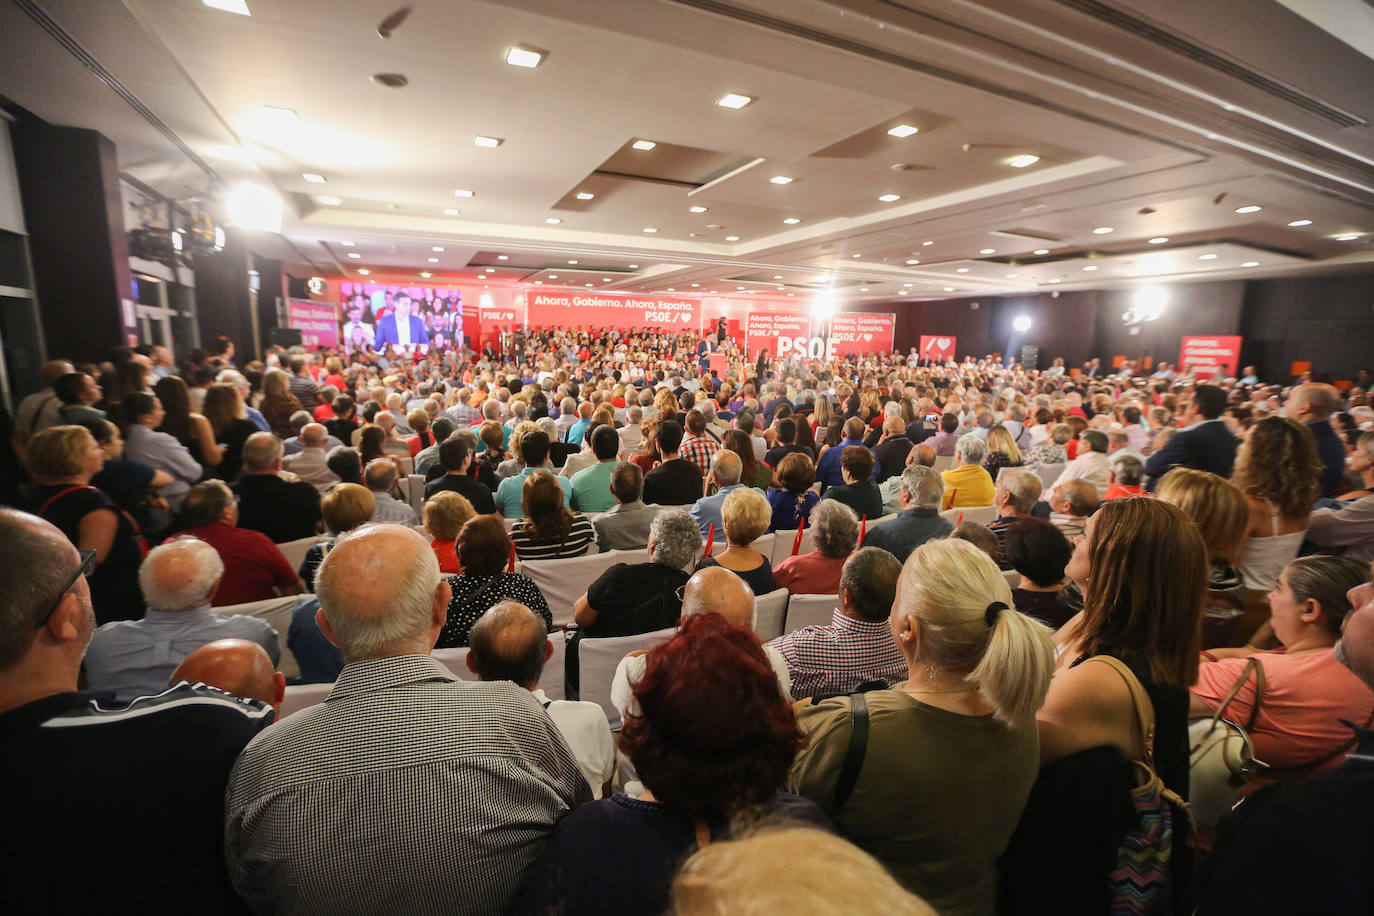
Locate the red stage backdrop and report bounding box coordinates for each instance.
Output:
[919,334,957,362]
[1180,335,1243,377]
[286,298,339,349]
[745,311,896,359]
[829,313,895,358]
[745,312,811,358]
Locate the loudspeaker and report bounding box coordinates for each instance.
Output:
[269,327,302,348]
[1020,345,1039,370]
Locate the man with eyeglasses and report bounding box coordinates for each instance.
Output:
[0,508,274,912]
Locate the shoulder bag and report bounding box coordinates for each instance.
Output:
[1188,657,1266,828]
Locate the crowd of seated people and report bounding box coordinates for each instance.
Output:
[4,331,1374,913]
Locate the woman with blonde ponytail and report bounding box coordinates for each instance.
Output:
[788,538,1055,916]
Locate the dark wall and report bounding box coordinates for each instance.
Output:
[193,228,254,361]
[10,117,132,364]
[1240,273,1374,382]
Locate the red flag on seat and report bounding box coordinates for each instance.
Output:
[792,512,807,557]
[704,522,715,557]
[507,541,517,573]
[858,514,867,547]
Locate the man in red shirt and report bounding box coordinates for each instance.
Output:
[179,480,304,606]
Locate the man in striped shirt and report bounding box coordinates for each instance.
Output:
[1,509,274,913]
[679,408,722,477]
[766,547,908,700]
[226,525,590,914]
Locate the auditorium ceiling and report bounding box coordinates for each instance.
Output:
[2,0,1373,301]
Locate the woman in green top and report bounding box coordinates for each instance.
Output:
[788,538,1055,916]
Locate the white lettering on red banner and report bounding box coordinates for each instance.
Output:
[1180,335,1243,377]
[919,335,957,362]
[286,298,339,349]
[829,313,896,358]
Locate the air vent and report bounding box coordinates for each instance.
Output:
[991,228,1064,243]
[1054,0,1365,127]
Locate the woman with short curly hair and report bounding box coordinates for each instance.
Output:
[1232,416,1323,593]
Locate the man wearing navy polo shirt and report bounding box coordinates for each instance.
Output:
[815,417,877,493]
[0,509,274,913]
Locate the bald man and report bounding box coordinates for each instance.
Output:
[282,422,341,493]
[689,449,765,536]
[225,524,590,913]
[173,638,285,713]
[1288,383,1347,497]
[610,566,791,723]
[874,416,915,482]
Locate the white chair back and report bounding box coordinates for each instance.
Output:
[1003,568,1021,588]
[750,532,775,561]
[1037,463,1065,491]
[523,552,620,627]
[540,633,567,701]
[213,595,304,680]
[933,455,955,472]
[784,593,837,635]
[770,527,816,567]
[278,535,328,573]
[961,505,1000,526]
[754,588,789,642]
[866,512,899,531]
[398,456,415,475]
[278,682,332,719]
[407,474,426,514]
[431,647,480,682]
[614,548,651,566]
[579,627,677,729]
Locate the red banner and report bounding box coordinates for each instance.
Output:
[286,298,339,349]
[523,291,699,331]
[1180,335,1243,378]
[828,313,896,358]
[919,334,957,362]
[745,312,811,358]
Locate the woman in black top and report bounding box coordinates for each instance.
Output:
[28,425,146,623]
[79,418,172,539]
[436,515,551,648]
[998,498,1204,913]
[201,383,259,483]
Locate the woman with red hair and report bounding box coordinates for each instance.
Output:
[512,613,828,916]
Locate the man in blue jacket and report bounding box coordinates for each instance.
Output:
[1143,385,1236,492]
[374,292,430,353]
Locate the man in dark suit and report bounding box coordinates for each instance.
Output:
[373,292,430,352]
[1083,357,1104,378]
[1144,385,1237,492]
[1288,383,1347,498]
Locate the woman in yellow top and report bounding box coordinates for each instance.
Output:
[941,434,996,509]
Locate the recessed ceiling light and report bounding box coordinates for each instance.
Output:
[545,217,561,224]
[454,189,474,198]
[852,253,862,258]
[667,288,675,292]
[944,287,955,292]
[585,283,593,288]
[859,287,870,292]
[878,194,901,202]
[602,277,612,282]
[887,124,919,138]
[710,290,718,294]
[202,0,251,14]
[782,217,801,224]
[302,172,325,183]
[485,267,495,273]
[1198,253,1218,260]
[1048,278,1061,283]
[1082,265,1099,271]
[770,176,794,185]
[567,260,578,265]
[432,246,444,252]
[357,268,369,275]
[1007,154,1040,168]
[716,92,753,109]
[420,271,432,278]
[473,136,503,148]
[1006,273,1018,278]
[316,196,342,206]
[1234,205,1262,214]
[980,248,996,254]
[773,275,783,279]
[725,235,740,241]
[631,139,656,151]
[776,286,784,291]
[575,192,595,201]
[534,280,542,285]
[347,252,361,259]
[736,286,746,291]
[1092,226,1114,234]
[628,264,639,269]
[340,241,354,247]
[1287,219,1312,227]
[642,227,658,233]
[1148,237,1169,244]
[497,255,508,261]
[1335,233,1361,241]
[428,257,439,263]
[1033,248,1049,255]
[905,259,920,265]
[1241,261,1260,267]
[956,267,969,273]
[690,283,699,287]
[444,208,460,216]
[548,274,557,279]
[922,240,934,246]
[786,293,793,296]
[505,45,545,68]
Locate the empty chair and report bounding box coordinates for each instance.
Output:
[578,627,677,729]
[278,535,328,572]
[1036,463,1065,491]
[278,682,333,719]
[784,593,839,635]
[213,595,306,681]
[406,474,426,514]
[754,588,790,642]
[430,646,480,682]
[522,552,620,628]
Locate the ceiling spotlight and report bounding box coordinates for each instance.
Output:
[1082,265,1099,271]
[454,189,474,198]
[505,45,546,68]
[432,246,444,252]
[736,286,746,291]
[690,282,699,287]
[302,172,325,183]
[444,208,460,215]
[203,0,251,14]
[642,227,658,233]
[575,192,595,200]
[689,206,708,214]
[347,252,361,259]
[545,217,562,224]
[420,271,432,278]
[667,288,675,292]
[944,286,955,292]
[1092,226,1114,234]
[923,240,934,246]
[428,257,439,263]
[852,253,862,258]
[1013,315,1032,332]
[485,267,495,273]
[1241,261,1260,267]
[316,196,342,206]
[887,124,919,138]
[1007,154,1040,168]
[1287,219,1312,227]
[628,264,639,269]
[585,283,593,287]
[340,241,354,247]
[860,286,870,292]
[782,217,801,225]
[497,255,508,261]
[1006,273,1018,278]
[473,136,503,148]
[1033,248,1049,255]
[548,273,558,279]
[567,259,578,264]
[773,275,783,279]
[725,235,740,241]
[1335,233,1361,241]
[979,248,996,254]
[770,176,794,185]
[533,280,542,285]
[905,259,920,265]
[1148,237,1169,244]
[1234,205,1262,214]
[1198,253,1218,260]
[631,139,656,150]
[716,92,753,109]
[603,277,612,282]
[956,267,969,273]
[878,194,901,202]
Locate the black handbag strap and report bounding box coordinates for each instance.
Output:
[833,691,870,811]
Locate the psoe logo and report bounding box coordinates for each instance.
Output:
[485,311,516,321]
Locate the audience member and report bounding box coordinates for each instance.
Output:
[425,435,497,514]
[363,457,420,527]
[1047,478,1099,541]
[512,470,596,560]
[1103,453,1145,499]
[941,434,994,509]
[1144,384,1236,490]
[767,451,819,532]
[281,422,340,493]
[816,417,871,492]
[982,424,1023,479]
[1023,422,1070,471]
[691,449,765,536]
[1003,518,1077,629]
[233,432,323,542]
[569,425,621,513]
[822,445,883,519]
[497,430,572,516]
[171,638,285,713]
[325,445,364,487]
[699,488,775,595]
[642,420,703,506]
[873,416,915,482]
[225,524,591,912]
[123,390,202,518]
[1233,417,1322,597]
[424,490,475,574]
[1051,429,1110,496]
[299,482,374,590]
[437,515,552,648]
[1155,468,1251,645]
[1287,382,1347,497]
[593,461,657,550]
[773,499,858,595]
[865,466,953,563]
[180,480,303,605]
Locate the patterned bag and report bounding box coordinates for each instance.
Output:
[1090,656,1193,916]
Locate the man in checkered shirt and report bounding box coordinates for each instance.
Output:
[679,408,722,478]
[225,524,590,914]
[766,546,908,700]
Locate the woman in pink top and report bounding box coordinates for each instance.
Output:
[1190,555,1374,789]
[772,499,857,595]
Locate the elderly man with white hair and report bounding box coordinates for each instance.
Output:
[865,465,955,563]
[689,449,765,536]
[384,392,414,435]
[364,458,419,526]
[618,405,644,458]
[83,536,281,700]
[225,524,591,913]
[282,422,341,493]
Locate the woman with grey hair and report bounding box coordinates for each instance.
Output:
[941,434,995,510]
[568,509,702,696]
[773,499,859,595]
[1023,423,1071,472]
